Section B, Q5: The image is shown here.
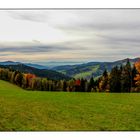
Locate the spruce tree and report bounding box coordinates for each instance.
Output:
[89,77,95,91]
[121,59,132,92]
[63,80,67,91]
[80,78,86,92]
[110,66,121,92]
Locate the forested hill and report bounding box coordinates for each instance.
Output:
[0,64,71,80]
[0,57,139,80]
[52,57,140,79]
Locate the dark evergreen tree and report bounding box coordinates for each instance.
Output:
[14,72,23,87]
[103,69,108,77]
[88,77,95,92]
[121,59,132,92]
[119,63,123,73]
[80,78,86,92]
[110,66,121,92]
[63,80,67,91]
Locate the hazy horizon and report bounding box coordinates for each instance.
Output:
[0,9,140,65]
[0,56,139,67]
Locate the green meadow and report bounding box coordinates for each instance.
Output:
[0,80,140,131]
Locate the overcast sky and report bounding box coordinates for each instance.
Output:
[0,9,140,65]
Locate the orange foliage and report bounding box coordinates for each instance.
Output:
[134,59,140,86]
[75,79,81,86]
[23,73,36,87]
[24,73,36,80]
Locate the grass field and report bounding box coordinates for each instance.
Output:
[0,80,140,131]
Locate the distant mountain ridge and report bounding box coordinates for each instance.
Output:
[0,57,139,80]
[0,61,48,69]
[52,57,140,79]
[0,61,21,65]
[0,63,71,80]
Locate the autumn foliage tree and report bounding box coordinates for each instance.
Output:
[24,73,36,88]
[75,79,81,92]
[99,69,109,92]
[134,59,140,91]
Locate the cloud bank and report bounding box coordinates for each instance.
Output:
[0,9,140,64]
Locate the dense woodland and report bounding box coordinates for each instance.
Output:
[0,64,70,80]
[1,59,140,93]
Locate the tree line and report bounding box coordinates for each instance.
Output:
[1,59,140,93]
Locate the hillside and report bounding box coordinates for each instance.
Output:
[52,58,140,79]
[0,80,140,130]
[0,64,71,80]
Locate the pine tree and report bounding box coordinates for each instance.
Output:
[80,78,86,92]
[110,66,121,92]
[63,80,67,91]
[121,59,132,92]
[103,69,108,77]
[89,77,95,92]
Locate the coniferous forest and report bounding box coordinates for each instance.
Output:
[0,59,140,93]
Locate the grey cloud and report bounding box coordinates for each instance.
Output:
[0,42,87,54]
[7,10,140,31]
[7,11,48,22]
[50,10,140,31]
[58,22,140,32]
[95,34,140,47]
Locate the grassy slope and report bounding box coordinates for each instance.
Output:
[59,65,100,79]
[0,80,140,131]
[74,65,99,79]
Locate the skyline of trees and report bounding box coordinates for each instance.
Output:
[0,59,140,93]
